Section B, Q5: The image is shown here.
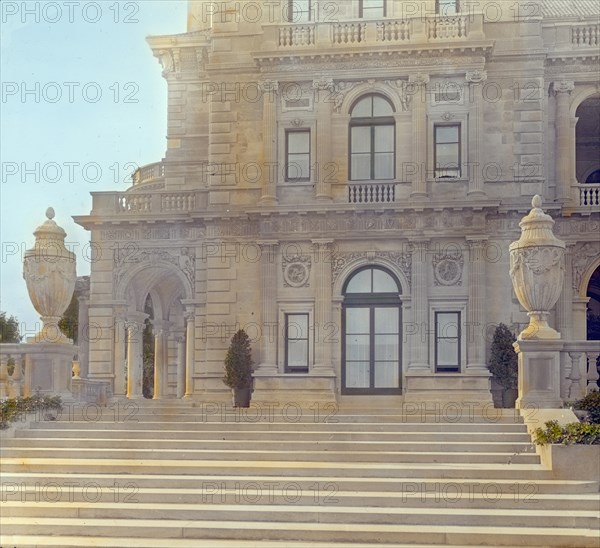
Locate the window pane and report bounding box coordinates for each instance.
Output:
[287,155,310,180]
[288,131,310,153]
[375,307,398,332]
[437,313,459,338]
[288,339,308,367]
[373,96,393,116]
[437,0,458,15]
[351,155,371,181]
[374,125,394,152]
[374,362,398,388]
[346,334,370,361]
[345,269,372,293]
[288,314,309,336]
[362,0,385,18]
[290,0,311,22]
[375,334,398,360]
[351,97,373,117]
[346,362,370,388]
[351,127,372,153]
[437,339,459,366]
[346,308,370,333]
[374,153,394,180]
[372,270,398,293]
[436,126,459,143]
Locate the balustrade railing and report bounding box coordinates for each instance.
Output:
[332,22,366,44]
[427,15,468,40]
[563,341,600,400]
[348,182,396,204]
[117,193,153,213]
[572,24,599,47]
[377,20,411,42]
[577,184,600,207]
[132,161,165,187]
[0,347,26,399]
[279,24,315,47]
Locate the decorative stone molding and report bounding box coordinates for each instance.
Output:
[441,112,456,121]
[409,73,430,86]
[113,246,196,291]
[282,255,311,288]
[331,251,411,289]
[312,77,335,91]
[290,118,305,127]
[100,226,199,241]
[433,251,464,286]
[572,241,600,293]
[465,69,487,83]
[552,80,575,95]
[384,79,410,111]
[332,81,358,113]
[260,80,279,93]
[156,49,175,76]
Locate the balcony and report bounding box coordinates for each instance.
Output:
[131,161,165,190]
[576,184,600,208]
[571,24,599,47]
[89,189,207,217]
[263,13,485,53]
[348,182,396,204]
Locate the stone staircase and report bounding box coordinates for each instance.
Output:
[1,400,599,548]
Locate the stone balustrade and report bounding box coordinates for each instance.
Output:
[111,190,204,214]
[0,345,27,399]
[571,24,599,47]
[563,341,600,400]
[267,13,483,50]
[576,184,600,207]
[348,182,397,204]
[131,161,165,187]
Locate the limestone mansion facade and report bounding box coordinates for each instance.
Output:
[73,0,600,405]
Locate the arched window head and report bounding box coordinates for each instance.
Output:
[585,169,600,184]
[350,95,395,181]
[344,266,400,295]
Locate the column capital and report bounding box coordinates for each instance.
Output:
[126,311,148,326]
[465,69,487,84]
[260,79,279,93]
[409,73,430,86]
[312,77,334,91]
[552,80,575,95]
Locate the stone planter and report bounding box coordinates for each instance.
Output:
[232,387,252,408]
[502,388,518,408]
[537,443,600,481]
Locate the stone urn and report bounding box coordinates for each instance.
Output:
[509,195,565,339]
[23,208,76,343]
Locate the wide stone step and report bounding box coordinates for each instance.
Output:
[1,517,598,546]
[0,457,552,479]
[4,472,594,495]
[2,501,598,529]
[25,420,530,432]
[1,437,536,453]
[15,428,533,442]
[0,446,540,464]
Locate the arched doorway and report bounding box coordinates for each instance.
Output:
[575,95,600,184]
[342,266,402,394]
[587,264,600,341]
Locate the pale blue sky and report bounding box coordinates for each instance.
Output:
[1,0,187,336]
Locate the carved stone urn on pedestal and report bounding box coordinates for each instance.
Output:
[23,208,77,344]
[509,195,565,340]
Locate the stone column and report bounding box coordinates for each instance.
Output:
[409,74,429,198]
[312,239,334,372]
[176,332,186,398]
[184,308,195,398]
[112,306,128,397]
[408,239,430,370]
[466,237,488,373]
[259,80,279,206]
[553,80,575,202]
[312,78,334,202]
[557,243,575,398]
[465,70,487,197]
[126,312,146,399]
[257,241,279,374]
[152,323,168,400]
[77,293,90,379]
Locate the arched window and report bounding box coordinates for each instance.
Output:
[585,169,600,184]
[350,95,395,181]
[342,267,402,394]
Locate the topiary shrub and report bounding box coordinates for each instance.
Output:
[488,323,518,390]
[223,329,254,390]
[533,420,600,445]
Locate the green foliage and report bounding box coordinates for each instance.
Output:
[488,323,518,390]
[223,329,254,389]
[0,395,63,430]
[58,294,79,343]
[533,420,600,445]
[0,311,21,343]
[142,318,155,399]
[572,391,600,424]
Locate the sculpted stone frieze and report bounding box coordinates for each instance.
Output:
[433,251,464,286]
[282,254,312,288]
[100,226,201,241]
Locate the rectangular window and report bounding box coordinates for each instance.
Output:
[285,313,309,372]
[360,0,386,18]
[436,0,459,15]
[289,0,311,22]
[286,129,311,182]
[435,311,460,372]
[434,124,461,179]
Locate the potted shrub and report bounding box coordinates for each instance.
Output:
[223,329,254,407]
[488,323,518,408]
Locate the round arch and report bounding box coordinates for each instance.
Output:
[333,255,410,300]
[340,84,401,117]
[569,87,600,118]
[579,256,600,299]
